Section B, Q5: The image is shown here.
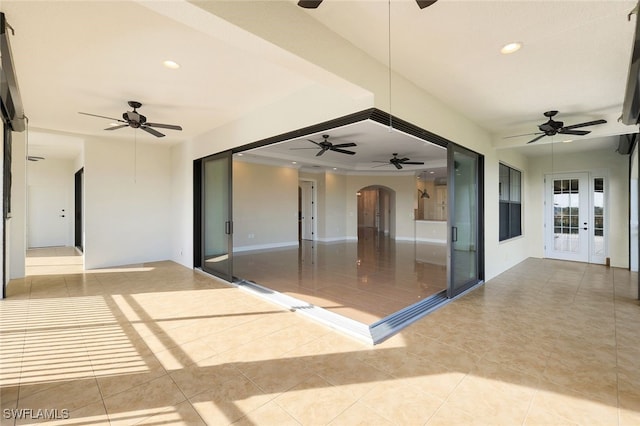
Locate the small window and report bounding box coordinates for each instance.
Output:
[499,163,522,241]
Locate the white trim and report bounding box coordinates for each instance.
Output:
[415,237,447,244]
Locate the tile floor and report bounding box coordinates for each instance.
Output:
[1,249,639,425]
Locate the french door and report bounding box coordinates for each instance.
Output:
[201,151,233,281]
[544,173,607,264]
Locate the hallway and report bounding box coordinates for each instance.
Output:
[1,257,639,425]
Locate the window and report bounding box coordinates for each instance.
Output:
[499,163,522,241]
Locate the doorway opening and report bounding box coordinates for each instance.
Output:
[357,185,393,238]
[545,172,609,264]
[298,179,315,241]
[74,168,83,252]
[195,109,484,342]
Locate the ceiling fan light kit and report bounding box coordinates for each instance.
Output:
[79,100,183,138]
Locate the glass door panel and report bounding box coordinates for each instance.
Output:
[202,151,233,281]
[448,144,480,298]
[592,177,606,264]
[545,173,589,262]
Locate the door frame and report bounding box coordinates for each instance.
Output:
[544,171,609,264]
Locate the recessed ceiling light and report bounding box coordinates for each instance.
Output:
[562,139,573,143]
[429,171,435,174]
[237,153,244,156]
[333,167,337,170]
[500,42,522,55]
[108,122,120,127]
[292,161,297,164]
[163,60,180,69]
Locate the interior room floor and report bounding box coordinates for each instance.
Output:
[1,251,639,425]
[233,229,447,324]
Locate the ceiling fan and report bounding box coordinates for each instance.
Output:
[374,153,425,170]
[78,101,182,138]
[506,110,607,144]
[298,0,437,9]
[290,134,357,156]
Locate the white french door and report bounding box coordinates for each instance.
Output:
[544,173,607,264]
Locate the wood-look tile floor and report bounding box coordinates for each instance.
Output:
[233,230,448,323]
[1,249,639,425]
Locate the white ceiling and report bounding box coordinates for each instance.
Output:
[2,0,639,160]
[236,119,447,175]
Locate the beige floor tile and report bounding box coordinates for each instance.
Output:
[16,378,103,415]
[232,400,299,426]
[169,360,242,399]
[526,382,619,425]
[359,380,444,425]
[328,400,394,425]
[5,255,637,425]
[48,401,110,426]
[136,400,206,425]
[274,374,359,424]
[102,375,186,426]
[189,375,274,425]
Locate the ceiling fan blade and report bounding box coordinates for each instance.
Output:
[398,158,410,163]
[527,134,547,144]
[307,139,322,147]
[298,0,323,8]
[145,122,183,131]
[394,163,403,170]
[416,0,437,8]
[27,156,44,161]
[559,129,590,136]
[315,148,327,157]
[561,119,607,130]
[79,112,125,122]
[402,161,425,165]
[141,126,165,138]
[104,124,129,131]
[503,132,543,139]
[331,142,357,148]
[330,148,356,155]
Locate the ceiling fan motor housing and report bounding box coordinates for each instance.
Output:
[123,111,146,128]
[539,119,563,135]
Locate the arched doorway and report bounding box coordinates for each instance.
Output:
[357,185,394,239]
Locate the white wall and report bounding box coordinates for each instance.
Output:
[84,137,172,269]
[233,161,298,250]
[528,148,629,268]
[27,158,75,247]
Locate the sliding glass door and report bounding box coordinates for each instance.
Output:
[201,151,233,281]
[448,144,481,298]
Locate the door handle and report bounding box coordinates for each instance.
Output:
[452,226,458,242]
[225,221,233,235]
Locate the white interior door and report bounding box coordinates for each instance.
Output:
[28,185,68,248]
[300,180,314,240]
[545,173,590,262]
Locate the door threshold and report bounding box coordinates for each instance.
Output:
[195,268,452,344]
